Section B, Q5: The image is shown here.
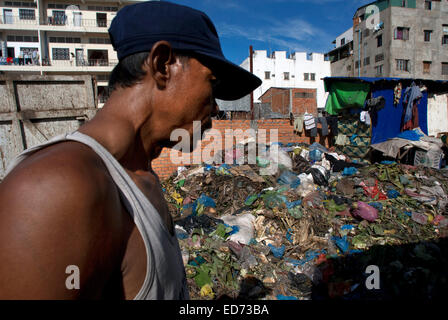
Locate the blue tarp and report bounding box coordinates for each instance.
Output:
[324,77,431,145]
[371,86,427,144]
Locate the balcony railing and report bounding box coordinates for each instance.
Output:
[44,59,118,67]
[0,15,38,25]
[0,15,112,28]
[0,57,40,65]
[43,17,112,28]
[0,58,117,68]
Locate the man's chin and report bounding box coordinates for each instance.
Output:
[162,138,202,153]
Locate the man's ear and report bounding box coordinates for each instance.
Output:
[146,41,175,89]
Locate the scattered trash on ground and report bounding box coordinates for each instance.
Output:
[162,141,448,300]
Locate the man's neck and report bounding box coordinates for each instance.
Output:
[77,88,160,172]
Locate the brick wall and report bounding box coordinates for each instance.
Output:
[151,119,331,180]
[291,88,318,115]
[259,87,318,115]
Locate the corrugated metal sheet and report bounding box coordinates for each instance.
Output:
[427,93,448,137]
[216,94,250,112]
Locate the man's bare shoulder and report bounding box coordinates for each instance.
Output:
[0,141,125,298]
[2,140,112,199]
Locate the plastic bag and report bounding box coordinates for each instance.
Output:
[309,165,329,186]
[268,244,286,259]
[352,201,378,222]
[309,142,328,153]
[360,180,387,200]
[296,173,317,197]
[277,170,301,188]
[309,149,322,161]
[387,189,400,199]
[220,213,256,245]
[342,167,357,176]
[261,190,287,209]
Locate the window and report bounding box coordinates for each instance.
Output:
[443,24,448,34]
[401,0,407,7]
[310,73,315,81]
[19,8,35,19]
[52,48,70,60]
[363,29,370,38]
[423,61,431,74]
[295,92,314,99]
[375,53,384,62]
[442,63,448,75]
[424,30,432,42]
[394,27,410,40]
[96,13,107,27]
[347,65,352,71]
[355,60,360,69]
[88,38,110,44]
[283,72,289,80]
[340,38,345,46]
[396,59,410,72]
[48,3,66,9]
[425,1,432,10]
[364,57,370,66]
[375,65,383,75]
[4,1,36,8]
[265,71,270,79]
[49,37,81,43]
[304,73,309,81]
[377,34,383,47]
[443,35,448,45]
[306,53,313,61]
[7,35,37,42]
[87,6,118,12]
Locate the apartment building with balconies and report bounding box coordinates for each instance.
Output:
[352,0,448,79]
[0,0,155,106]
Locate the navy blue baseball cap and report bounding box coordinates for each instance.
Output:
[108,1,261,101]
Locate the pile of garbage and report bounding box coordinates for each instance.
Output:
[161,142,448,300]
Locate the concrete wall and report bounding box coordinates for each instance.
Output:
[335,27,354,48]
[330,55,354,77]
[353,0,448,80]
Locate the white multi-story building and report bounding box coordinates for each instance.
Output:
[241,50,332,110]
[333,27,353,49]
[0,0,153,106]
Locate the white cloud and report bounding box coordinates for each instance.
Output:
[218,15,332,53]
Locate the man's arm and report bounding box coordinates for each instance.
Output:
[0,143,125,299]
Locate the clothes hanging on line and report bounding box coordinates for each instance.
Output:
[360,111,371,126]
[401,82,422,132]
[394,83,402,105]
[303,113,316,130]
[316,117,329,136]
[326,116,338,135]
[294,115,304,133]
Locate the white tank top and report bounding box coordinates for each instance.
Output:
[5,131,189,300]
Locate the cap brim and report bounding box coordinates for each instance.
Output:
[194,53,262,101]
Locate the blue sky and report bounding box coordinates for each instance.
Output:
[168,0,373,65]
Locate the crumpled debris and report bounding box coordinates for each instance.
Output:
[161,140,448,300]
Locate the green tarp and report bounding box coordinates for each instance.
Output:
[325,81,371,115]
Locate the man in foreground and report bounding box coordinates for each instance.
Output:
[0,1,261,299]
